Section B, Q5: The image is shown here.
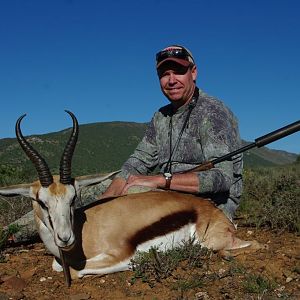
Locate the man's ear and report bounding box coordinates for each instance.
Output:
[191,65,197,82]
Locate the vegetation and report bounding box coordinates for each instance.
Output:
[238,163,300,233]
[243,273,276,295]
[129,238,281,298]
[0,164,28,186]
[130,239,210,287]
[130,240,209,299]
[0,224,21,262]
[0,165,32,227]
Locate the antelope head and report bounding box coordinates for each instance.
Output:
[15,110,79,249]
[0,111,119,285]
[0,111,119,252]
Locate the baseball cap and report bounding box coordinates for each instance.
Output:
[156,45,195,69]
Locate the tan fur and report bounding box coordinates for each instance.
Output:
[59,191,263,278]
[31,176,67,197]
[31,181,41,198]
[49,182,67,196]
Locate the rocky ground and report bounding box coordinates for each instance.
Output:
[0,227,299,300]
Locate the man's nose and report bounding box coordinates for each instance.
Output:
[168,73,177,84]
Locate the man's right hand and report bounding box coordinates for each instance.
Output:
[97,177,126,199]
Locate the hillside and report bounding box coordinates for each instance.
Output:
[242,141,298,167]
[0,121,298,180]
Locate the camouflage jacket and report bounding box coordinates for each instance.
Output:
[117,88,243,218]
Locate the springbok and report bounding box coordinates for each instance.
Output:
[0,111,263,284]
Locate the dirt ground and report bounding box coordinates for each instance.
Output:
[0,227,299,300]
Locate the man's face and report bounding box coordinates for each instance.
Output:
[158,62,197,108]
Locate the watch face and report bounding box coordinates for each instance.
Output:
[164,172,172,179]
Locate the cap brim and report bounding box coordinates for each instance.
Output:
[156,58,191,69]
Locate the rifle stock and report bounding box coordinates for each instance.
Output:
[185,120,300,173]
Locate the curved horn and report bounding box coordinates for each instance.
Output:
[59,110,79,184]
[15,114,53,187]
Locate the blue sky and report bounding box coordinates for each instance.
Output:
[0,0,299,154]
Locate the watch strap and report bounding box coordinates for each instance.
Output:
[163,172,172,189]
[165,177,172,189]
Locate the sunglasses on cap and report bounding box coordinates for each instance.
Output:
[156,48,193,65]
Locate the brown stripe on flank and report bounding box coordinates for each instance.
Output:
[129,210,197,249]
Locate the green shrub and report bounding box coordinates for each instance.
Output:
[130,238,210,287]
[0,164,29,186]
[0,224,21,248]
[0,223,22,261]
[243,274,276,294]
[238,164,300,233]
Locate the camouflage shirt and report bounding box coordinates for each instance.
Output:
[117,87,243,218]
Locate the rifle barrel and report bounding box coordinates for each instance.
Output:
[255,120,300,148]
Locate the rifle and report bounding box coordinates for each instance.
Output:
[186,120,300,172]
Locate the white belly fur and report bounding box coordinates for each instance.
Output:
[77,223,198,277]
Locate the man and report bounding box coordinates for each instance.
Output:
[100,45,243,219]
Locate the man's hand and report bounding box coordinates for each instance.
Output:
[97,177,126,199]
[121,174,165,194]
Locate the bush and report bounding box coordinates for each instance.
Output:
[238,164,300,233]
[0,195,31,227]
[243,274,276,294]
[0,164,33,227]
[130,238,210,287]
[0,164,29,186]
[0,224,22,262]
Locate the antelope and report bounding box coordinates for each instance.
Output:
[0,111,263,284]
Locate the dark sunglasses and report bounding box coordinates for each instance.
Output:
[156,48,192,64]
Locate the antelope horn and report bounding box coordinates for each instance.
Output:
[16,114,53,187]
[59,110,79,185]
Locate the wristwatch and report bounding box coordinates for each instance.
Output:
[163,172,172,189]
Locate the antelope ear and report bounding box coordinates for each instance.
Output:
[0,183,32,198]
[75,170,120,190]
